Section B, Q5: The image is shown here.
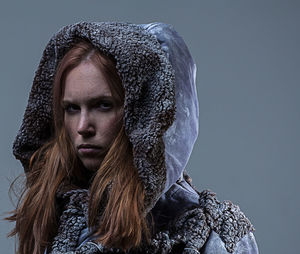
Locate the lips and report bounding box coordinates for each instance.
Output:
[77,144,102,156]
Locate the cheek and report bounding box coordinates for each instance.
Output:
[64,116,77,143]
[101,114,122,140]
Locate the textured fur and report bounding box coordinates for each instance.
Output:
[50,189,254,253]
[13,22,255,253]
[13,22,175,211]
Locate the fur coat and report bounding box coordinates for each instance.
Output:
[13,22,259,254]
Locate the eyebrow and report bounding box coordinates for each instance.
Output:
[61,95,114,106]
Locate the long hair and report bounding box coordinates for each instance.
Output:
[7,41,149,254]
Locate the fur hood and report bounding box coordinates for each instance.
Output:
[13,21,198,212]
[13,22,257,253]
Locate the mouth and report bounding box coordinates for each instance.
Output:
[77,144,103,156]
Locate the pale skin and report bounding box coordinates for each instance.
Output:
[62,61,122,171]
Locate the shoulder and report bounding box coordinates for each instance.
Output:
[151,183,258,253]
[199,190,255,250]
[198,190,258,253]
[170,189,258,253]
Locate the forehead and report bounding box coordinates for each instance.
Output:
[63,61,112,101]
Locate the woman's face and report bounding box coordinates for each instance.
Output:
[62,61,122,171]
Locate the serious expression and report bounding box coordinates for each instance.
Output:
[62,61,122,171]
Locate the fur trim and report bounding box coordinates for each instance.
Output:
[12,22,175,211]
[50,189,254,253]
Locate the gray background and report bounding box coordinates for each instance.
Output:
[1,0,299,253]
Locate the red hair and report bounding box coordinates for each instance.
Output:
[7,40,150,254]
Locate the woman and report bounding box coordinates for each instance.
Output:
[9,22,259,253]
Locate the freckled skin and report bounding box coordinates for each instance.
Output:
[63,61,122,171]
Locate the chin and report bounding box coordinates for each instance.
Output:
[81,159,102,172]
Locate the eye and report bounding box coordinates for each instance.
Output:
[96,101,114,111]
[63,103,80,114]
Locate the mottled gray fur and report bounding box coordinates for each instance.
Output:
[13,22,255,253]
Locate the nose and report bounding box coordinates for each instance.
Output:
[77,111,95,137]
